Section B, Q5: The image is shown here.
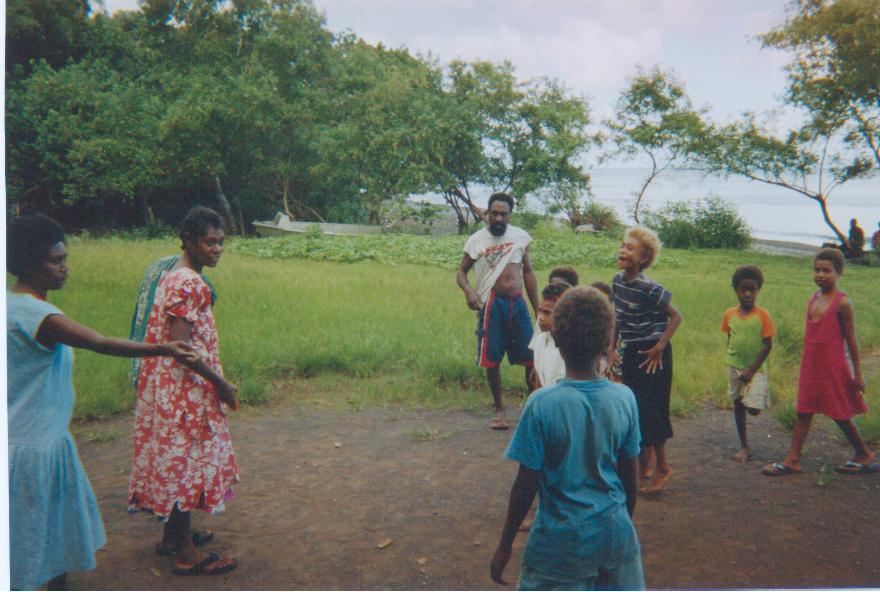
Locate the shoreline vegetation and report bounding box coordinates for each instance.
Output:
[44,232,879,443]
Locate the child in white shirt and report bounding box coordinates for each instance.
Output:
[529,281,572,390]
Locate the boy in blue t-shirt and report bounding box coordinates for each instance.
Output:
[490,287,644,590]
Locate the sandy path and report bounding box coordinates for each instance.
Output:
[70,399,880,590]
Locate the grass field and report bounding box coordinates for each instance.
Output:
[35,230,880,441]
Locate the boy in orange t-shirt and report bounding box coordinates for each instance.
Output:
[721,265,775,462]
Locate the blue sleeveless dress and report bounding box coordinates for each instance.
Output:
[7,292,106,590]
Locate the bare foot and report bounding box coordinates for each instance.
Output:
[518,518,533,532]
[490,411,510,430]
[732,448,750,462]
[852,451,876,466]
[640,469,672,494]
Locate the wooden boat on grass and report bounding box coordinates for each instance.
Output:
[252,213,383,237]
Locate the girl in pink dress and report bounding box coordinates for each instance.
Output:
[129,207,241,575]
[763,248,876,476]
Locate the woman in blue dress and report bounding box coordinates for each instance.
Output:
[6,214,196,590]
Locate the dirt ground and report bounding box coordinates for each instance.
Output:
[69,391,880,591]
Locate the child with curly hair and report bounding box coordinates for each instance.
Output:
[721,265,775,462]
[491,287,644,589]
[612,227,682,493]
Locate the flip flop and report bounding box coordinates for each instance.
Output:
[155,531,215,556]
[489,418,510,430]
[833,460,880,475]
[172,552,238,576]
[761,462,801,477]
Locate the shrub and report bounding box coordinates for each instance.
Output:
[643,196,750,249]
[511,210,545,231]
[581,200,620,231]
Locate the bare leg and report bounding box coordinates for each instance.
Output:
[733,400,749,461]
[169,505,236,572]
[834,419,875,465]
[779,412,813,471]
[642,442,673,493]
[486,366,508,428]
[638,445,655,480]
[524,365,535,392]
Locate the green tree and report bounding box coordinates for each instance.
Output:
[603,66,709,223]
[696,113,870,247]
[6,0,92,73]
[433,61,593,230]
[6,59,163,227]
[761,0,880,169]
[313,39,445,223]
[693,0,879,249]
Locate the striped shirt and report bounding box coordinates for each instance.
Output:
[612,272,672,344]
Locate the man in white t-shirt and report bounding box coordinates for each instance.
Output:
[456,193,539,430]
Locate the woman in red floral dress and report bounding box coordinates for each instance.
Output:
[129,207,240,576]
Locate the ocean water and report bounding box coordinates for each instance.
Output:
[589,167,880,246]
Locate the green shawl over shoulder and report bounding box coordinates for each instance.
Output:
[128,255,216,387]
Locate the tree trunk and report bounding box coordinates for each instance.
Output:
[282,180,295,219]
[213,175,238,233]
[816,195,848,248]
[442,191,468,231]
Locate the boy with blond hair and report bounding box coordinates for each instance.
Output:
[612,227,682,493]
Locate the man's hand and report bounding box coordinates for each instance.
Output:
[739,369,755,384]
[465,288,483,311]
[637,343,665,374]
[490,545,512,585]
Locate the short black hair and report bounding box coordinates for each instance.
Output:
[487,192,514,211]
[732,265,764,289]
[549,265,579,286]
[180,206,224,246]
[590,281,612,298]
[815,247,845,274]
[542,280,572,301]
[552,286,614,370]
[7,214,66,278]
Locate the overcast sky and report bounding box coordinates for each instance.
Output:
[100,0,798,128]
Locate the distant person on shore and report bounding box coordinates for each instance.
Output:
[490,287,644,590]
[6,214,196,590]
[611,227,682,493]
[871,221,880,252]
[457,192,539,430]
[128,206,241,576]
[762,248,877,477]
[720,266,775,462]
[847,218,864,258]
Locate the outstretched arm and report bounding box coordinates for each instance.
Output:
[169,316,239,410]
[457,253,483,311]
[522,247,539,317]
[839,297,864,391]
[37,314,196,362]
[490,464,539,585]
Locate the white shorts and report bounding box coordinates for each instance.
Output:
[727,366,770,410]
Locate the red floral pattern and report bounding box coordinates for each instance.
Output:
[128,268,238,518]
